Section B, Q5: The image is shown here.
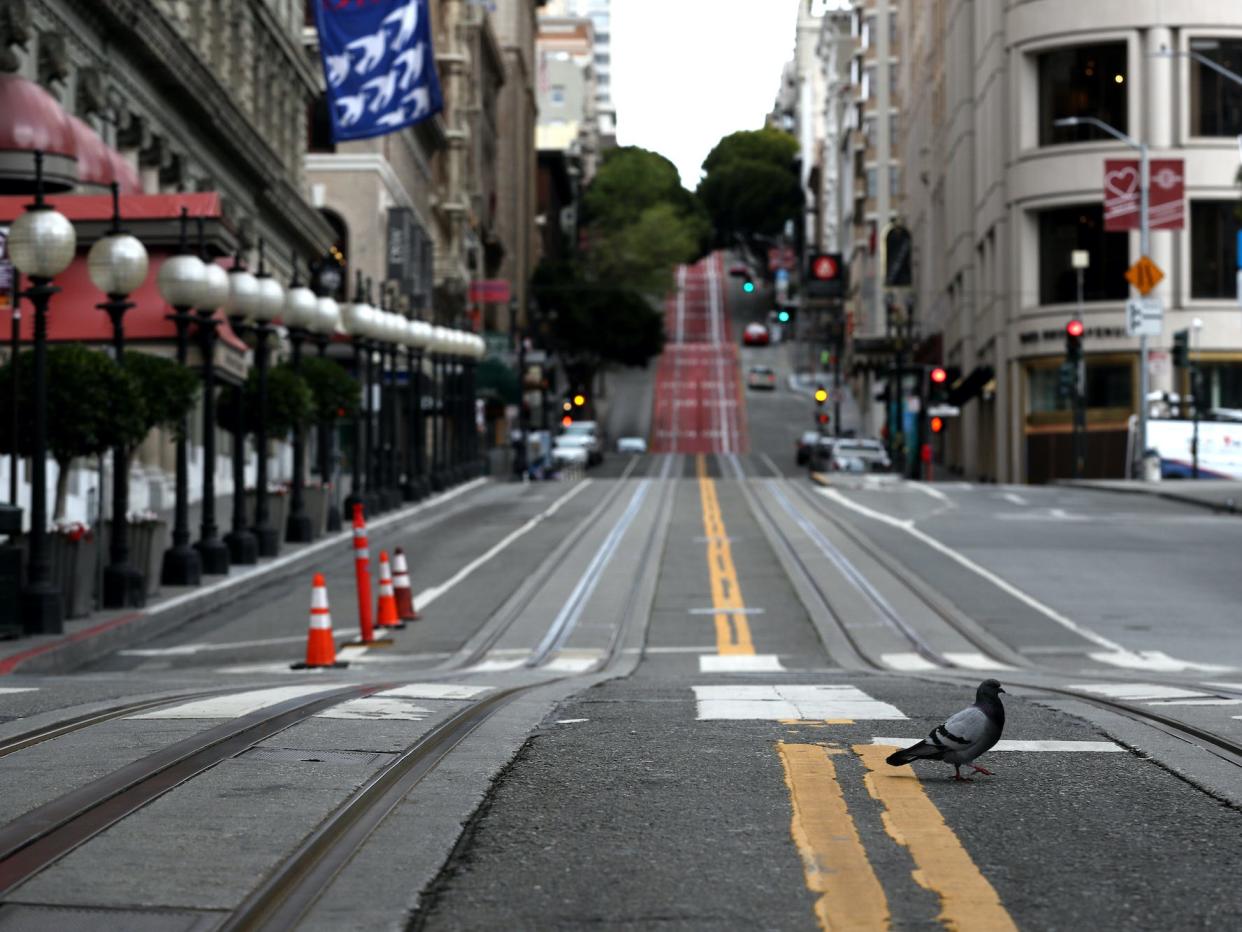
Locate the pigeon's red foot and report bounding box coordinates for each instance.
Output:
[953,773,972,782]
[971,765,995,776]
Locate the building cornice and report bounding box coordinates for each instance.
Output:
[306,152,433,232]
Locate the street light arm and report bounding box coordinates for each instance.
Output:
[1154,46,1242,88]
[1053,115,1140,150]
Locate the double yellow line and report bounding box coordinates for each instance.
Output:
[778,742,1016,931]
[696,455,754,655]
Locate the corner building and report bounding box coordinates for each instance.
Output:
[897,0,1242,483]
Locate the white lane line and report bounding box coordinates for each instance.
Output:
[881,652,940,672]
[1088,650,1232,673]
[414,480,591,610]
[131,685,339,719]
[819,488,1126,652]
[556,719,590,725]
[912,484,949,503]
[944,652,1017,671]
[0,687,39,695]
[121,634,339,657]
[381,684,490,699]
[688,607,765,615]
[146,479,487,620]
[760,452,783,478]
[635,645,722,654]
[699,654,786,673]
[1146,698,1242,706]
[1001,492,1028,506]
[693,685,907,721]
[870,738,1123,752]
[1206,682,1242,690]
[544,650,606,673]
[1068,683,1207,701]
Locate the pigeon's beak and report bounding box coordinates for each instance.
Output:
[999,687,1006,694]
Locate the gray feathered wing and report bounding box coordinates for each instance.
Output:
[886,705,997,766]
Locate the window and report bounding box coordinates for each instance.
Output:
[1038,205,1128,304]
[550,86,566,106]
[1190,201,1242,298]
[1038,43,1128,146]
[1029,362,1132,412]
[1191,39,1242,136]
[1200,363,1242,409]
[866,168,877,197]
[890,165,900,195]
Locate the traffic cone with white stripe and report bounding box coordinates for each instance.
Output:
[348,503,392,647]
[376,550,405,630]
[393,547,419,621]
[291,574,348,669]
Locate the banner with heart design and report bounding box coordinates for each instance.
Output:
[1104,159,1184,231]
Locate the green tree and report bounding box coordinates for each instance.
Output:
[219,363,314,438]
[123,352,200,443]
[0,345,146,520]
[697,128,802,245]
[299,356,360,424]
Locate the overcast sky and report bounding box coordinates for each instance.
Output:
[611,0,802,191]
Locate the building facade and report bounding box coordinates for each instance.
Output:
[542,0,615,146]
[896,0,1242,483]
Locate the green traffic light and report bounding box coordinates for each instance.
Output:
[778,311,790,323]
[742,281,755,293]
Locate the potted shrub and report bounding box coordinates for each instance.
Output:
[0,345,145,616]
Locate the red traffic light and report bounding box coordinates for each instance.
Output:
[930,367,947,384]
[930,416,944,434]
[1066,320,1085,338]
[817,413,830,425]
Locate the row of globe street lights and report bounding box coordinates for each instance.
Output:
[7,152,485,632]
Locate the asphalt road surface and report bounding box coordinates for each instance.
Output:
[2,256,1242,930]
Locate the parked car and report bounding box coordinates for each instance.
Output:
[746,365,777,390]
[796,431,835,466]
[560,421,604,465]
[617,436,647,454]
[743,322,770,346]
[830,439,891,472]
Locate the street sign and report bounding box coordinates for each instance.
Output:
[767,246,796,271]
[928,404,961,417]
[806,252,845,299]
[1104,158,1185,231]
[468,279,511,303]
[1125,256,1164,296]
[1125,296,1163,336]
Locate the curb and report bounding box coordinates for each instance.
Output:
[0,479,491,676]
[1056,479,1241,515]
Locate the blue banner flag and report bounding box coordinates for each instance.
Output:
[313,0,443,143]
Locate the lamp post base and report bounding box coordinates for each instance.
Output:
[160,545,202,588]
[382,487,402,511]
[225,529,258,566]
[253,524,280,558]
[325,503,343,532]
[102,563,146,609]
[401,481,421,503]
[285,513,314,544]
[20,584,63,635]
[195,537,231,576]
[430,472,445,492]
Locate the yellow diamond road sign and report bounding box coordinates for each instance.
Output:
[1125,256,1164,296]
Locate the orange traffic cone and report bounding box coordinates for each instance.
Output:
[291,574,348,669]
[376,550,405,629]
[393,547,419,621]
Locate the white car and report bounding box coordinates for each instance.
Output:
[831,439,891,472]
[561,422,603,465]
[617,436,647,454]
[551,435,591,467]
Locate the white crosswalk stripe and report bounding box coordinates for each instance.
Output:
[693,684,907,721]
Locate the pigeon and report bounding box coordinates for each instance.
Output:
[886,679,1006,781]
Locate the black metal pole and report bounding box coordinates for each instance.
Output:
[100,295,144,607]
[344,338,366,517]
[402,344,417,501]
[224,312,258,565]
[429,353,441,490]
[19,277,62,632]
[193,224,229,575]
[286,324,313,542]
[413,346,427,496]
[314,333,343,532]
[363,339,379,512]
[251,320,277,556]
[160,306,202,587]
[7,276,17,506]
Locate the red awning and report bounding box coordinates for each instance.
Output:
[0,74,76,157]
[1,192,245,352]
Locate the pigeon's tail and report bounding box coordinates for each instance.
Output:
[886,740,943,767]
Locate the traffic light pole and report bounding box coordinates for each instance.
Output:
[1137,143,1150,479]
[1073,270,1086,480]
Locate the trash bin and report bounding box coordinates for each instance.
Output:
[1142,449,1162,482]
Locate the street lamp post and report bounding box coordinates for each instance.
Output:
[88,182,150,607]
[340,274,371,517]
[409,319,430,499]
[1055,115,1150,478]
[310,276,341,531]
[157,208,206,588]
[249,241,285,557]
[10,151,76,632]
[429,327,446,491]
[282,259,317,543]
[192,219,231,575]
[223,253,259,565]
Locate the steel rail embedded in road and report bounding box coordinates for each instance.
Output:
[0,683,392,896]
[223,462,678,930]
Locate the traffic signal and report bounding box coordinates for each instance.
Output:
[814,385,828,405]
[573,393,587,407]
[1066,319,1084,362]
[562,401,572,413]
[930,416,944,434]
[817,413,830,426]
[1172,328,1189,369]
[561,415,573,427]
[777,309,790,323]
[929,367,948,404]
[742,278,756,294]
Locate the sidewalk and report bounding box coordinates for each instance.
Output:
[0,479,490,676]
[1057,478,1242,514]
